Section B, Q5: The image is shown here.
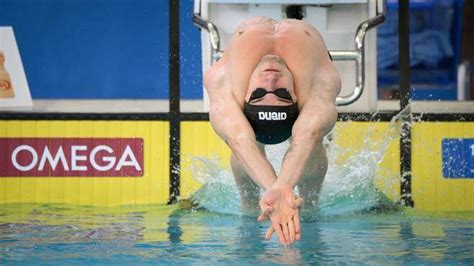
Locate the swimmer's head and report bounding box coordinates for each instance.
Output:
[243,55,299,145]
[246,55,297,106]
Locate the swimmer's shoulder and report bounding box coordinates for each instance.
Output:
[203,57,231,96]
[236,17,276,30]
[233,17,276,36]
[235,17,321,36]
[276,19,323,38]
[204,59,244,106]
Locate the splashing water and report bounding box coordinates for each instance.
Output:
[318,121,400,216]
[187,110,410,217]
[187,156,240,215]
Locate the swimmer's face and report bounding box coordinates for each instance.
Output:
[247,55,296,106]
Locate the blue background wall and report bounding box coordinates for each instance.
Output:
[180,0,203,99]
[0,0,461,101]
[0,0,202,99]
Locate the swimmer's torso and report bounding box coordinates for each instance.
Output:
[206,17,335,107]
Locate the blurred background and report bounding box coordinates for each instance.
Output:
[377,0,471,101]
[0,0,472,108]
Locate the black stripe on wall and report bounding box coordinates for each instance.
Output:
[413,113,474,121]
[398,0,414,207]
[0,112,170,120]
[180,112,400,122]
[1,112,474,122]
[168,0,180,204]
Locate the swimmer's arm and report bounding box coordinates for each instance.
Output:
[276,100,337,188]
[207,92,277,190]
[275,72,340,188]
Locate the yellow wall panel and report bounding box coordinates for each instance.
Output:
[412,122,474,211]
[180,121,231,199]
[3,118,472,211]
[0,120,169,206]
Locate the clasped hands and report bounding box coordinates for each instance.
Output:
[257,185,303,245]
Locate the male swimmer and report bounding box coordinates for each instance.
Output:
[204,17,341,245]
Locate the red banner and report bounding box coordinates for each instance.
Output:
[0,138,144,177]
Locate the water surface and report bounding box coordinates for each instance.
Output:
[0,204,473,264]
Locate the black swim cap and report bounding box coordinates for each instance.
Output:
[243,102,299,145]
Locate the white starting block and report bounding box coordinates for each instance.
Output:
[193,0,386,112]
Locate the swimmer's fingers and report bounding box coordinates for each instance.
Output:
[282,223,291,245]
[257,213,269,222]
[288,196,304,209]
[273,223,286,245]
[294,211,301,240]
[265,226,274,240]
[294,197,304,208]
[288,219,296,244]
[257,206,273,222]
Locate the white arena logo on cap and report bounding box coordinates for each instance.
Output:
[258,112,287,121]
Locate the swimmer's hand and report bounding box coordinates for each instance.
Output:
[257,185,303,245]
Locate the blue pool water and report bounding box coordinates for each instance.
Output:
[0,204,473,264]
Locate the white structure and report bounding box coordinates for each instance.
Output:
[0,27,33,110]
[194,0,386,112]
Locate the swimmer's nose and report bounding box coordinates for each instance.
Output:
[265,76,278,87]
[265,72,280,82]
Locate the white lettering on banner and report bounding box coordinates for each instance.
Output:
[10,144,142,172]
[115,145,142,171]
[38,146,69,171]
[258,112,287,121]
[71,145,88,171]
[90,145,116,171]
[11,145,38,171]
[470,145,474,156]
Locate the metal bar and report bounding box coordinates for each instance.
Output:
[192,14,209,30]
[329,51,360,61]
[192,14,222,64]
[169,0,181,204]
[336,0,386,106]
[398,0,414,207]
